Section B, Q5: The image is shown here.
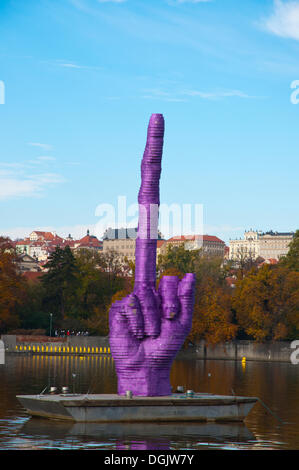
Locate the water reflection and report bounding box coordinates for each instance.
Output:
[0,355,298,449]
[18,419,256,451]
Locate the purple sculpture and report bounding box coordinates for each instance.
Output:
[109,114,196,396]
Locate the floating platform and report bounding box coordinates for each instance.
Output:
[16,393,258,423]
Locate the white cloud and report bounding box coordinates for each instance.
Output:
[176,0,212,3]
[98,0,127,3]
[182,89,255,99]
[37,156,56,162]
[27,142,52,151]
[0,164,64,200]
[262,0,299,40]
[142,87,256,102]
[59,62,84,69]
[48,60,103,71]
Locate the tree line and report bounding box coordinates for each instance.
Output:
[0,231,299,344]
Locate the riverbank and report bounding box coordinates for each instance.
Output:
[1,335,295,363]
[179,339,294,363]
[1,334,111,355]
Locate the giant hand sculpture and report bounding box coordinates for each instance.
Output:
[109,114,196,396]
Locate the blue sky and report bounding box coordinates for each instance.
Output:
[1,0,299,243]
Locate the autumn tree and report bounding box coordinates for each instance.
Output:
[189,277,237,345]
[232,264,299,341]
[0,237,25,333]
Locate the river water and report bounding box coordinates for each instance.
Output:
[0,354,298,450]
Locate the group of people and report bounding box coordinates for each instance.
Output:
[54,329,90,337]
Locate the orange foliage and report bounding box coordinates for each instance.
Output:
[232,265,299,341]
[189,277,237,345]
[0,237,25,332]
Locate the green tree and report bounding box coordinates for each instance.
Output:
[157,244,201,276]
[18,278,49,331]
[42,246,79,325]
[73,249,129,335]
[280,230,299,272]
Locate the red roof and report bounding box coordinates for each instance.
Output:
[16,240,27,245]
[167,235,224,244]
[22,271,43,282]
[259,258,278,266]
[32,231,55,240]
[203,235,224,243]
[78,234,102,248]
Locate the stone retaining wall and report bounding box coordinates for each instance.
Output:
[1,335,296,362]
[179,340,294,363]
[1,335,110,355]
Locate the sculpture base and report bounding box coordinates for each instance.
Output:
[17,393,257,423]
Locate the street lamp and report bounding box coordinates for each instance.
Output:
[49,313,53,337]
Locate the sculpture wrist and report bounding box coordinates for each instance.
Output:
[116,366,172,397]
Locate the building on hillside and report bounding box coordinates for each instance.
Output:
[103,228,164,261]
[28,242,51,261]
[29,231,56,242]
[15,238,31,255]
[224,245,230,260]
[103,228,138,261]
[73,229,103,252]
[157,240,166,260]
[163,234,226,257]
[229,230,294,262]
[17,253,41,273]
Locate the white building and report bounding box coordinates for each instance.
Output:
[229,230,294,262]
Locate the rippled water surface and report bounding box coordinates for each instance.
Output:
[0,354,298,450]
